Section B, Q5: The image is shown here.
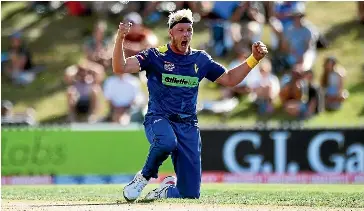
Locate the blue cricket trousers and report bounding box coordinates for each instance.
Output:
[141,114,202,199]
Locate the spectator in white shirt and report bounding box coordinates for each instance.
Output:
[247,58,280,115]
[225,47,260,98]
[66,60,102,123]
[103,73,145,125]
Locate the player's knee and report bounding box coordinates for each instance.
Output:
[159,138,177,153]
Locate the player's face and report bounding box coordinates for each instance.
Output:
[11,38,21,48]
[169,23,193,53]
[94,28,104,42]
[324,60,335,71]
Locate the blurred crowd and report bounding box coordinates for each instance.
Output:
[2,1,362,126]
[194,1,351,120]
[62,11,154,125]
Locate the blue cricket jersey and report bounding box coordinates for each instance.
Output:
[135,44,226,119]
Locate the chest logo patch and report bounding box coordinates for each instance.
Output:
[162,73,198,88]
[164,62,175,72]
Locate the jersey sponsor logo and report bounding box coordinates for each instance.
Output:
[162,73,198,88]
[164,61,175,71]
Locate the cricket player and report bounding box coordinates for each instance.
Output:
[112,9,268,201]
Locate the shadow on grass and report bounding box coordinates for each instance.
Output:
[21,11,57,33]
[359,106,364,116]
[256,107,297,123]
[40,113,68,124]
[227,104,256,121]
[1,4,28,22]
[348,82,364,94]
[324,19,364,43]
[352,82,364,117]
[1,13,98,105]
[229,102,297,124]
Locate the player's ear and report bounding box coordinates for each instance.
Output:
[168,29,173,39]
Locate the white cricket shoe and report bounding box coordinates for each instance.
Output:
[123,171,149,201]
[144,176,176,200]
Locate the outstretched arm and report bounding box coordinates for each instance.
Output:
[215,60,255,87]
[216,41,268,87]
[112,22,141,74]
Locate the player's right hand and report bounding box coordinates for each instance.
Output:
[117,22,132,40]
[252,41,268,61]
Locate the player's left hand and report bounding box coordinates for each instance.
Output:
[252,41,268,61]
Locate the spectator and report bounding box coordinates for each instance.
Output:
[270,1,300,50]
[84,20,110,68]
[66,60,102,123]
[320,57,349,111]
[201,1,240,56]
[246,58,280,115]
[230,1,266,45]
[268,15,292,74]
[280,64,305,116]
[4,32,36,85]
[284,3,317,72]
[139,2,162,25]
[303,70,322,117]
[280,65,320,119]
[64,1,92,16]
[199,52,278,116]
[197,48,251,114]
[64,59,105,86]
[263,1,275,21]
[122,12,159,58]
[103,73,146,125]
[1,100,36,126]
[225,47,256,97]
[90,2,111,18]
[175,2,201,15]
[138,2,201,25]
[274,1,299,30]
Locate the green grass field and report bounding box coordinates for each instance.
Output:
[1,2,364,127]
[2,184,364,210]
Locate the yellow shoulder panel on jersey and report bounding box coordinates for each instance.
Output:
[156,44,168,53]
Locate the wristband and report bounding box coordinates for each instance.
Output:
[246,54,259,69]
